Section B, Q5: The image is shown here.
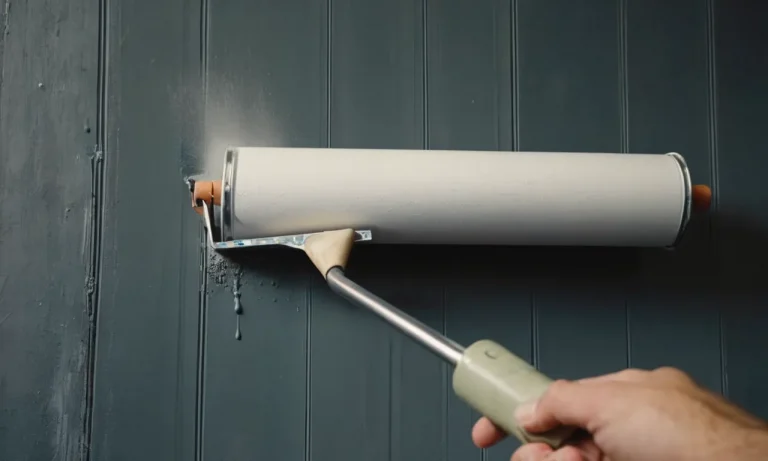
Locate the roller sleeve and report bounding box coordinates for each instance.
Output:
[223,147,701,247]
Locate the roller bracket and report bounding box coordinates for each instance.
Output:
[199,200,372,251]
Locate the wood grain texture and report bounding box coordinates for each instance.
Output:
[89,0,202,459]
[0,0,97,459]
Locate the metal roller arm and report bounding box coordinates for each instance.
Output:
[325,267,464,365]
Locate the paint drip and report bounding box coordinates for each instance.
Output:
[233,271,243,340]
[169,74,285,341]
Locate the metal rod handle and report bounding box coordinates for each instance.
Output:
[326,267,464,365]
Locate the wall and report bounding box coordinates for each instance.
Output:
[1,1,767,460]
[0,0,98,459]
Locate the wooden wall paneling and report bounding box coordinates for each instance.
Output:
[90,0,202,459]
[0,0,97,458]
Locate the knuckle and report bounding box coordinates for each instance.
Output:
[547,379,571,394]
[543,379,572,402]
[618,367,650,380]
[653,366,692,383]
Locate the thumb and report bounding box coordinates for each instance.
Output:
[515,380,609,434]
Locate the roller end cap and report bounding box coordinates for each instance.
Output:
[191,180,222,215]
[692,185,712,212]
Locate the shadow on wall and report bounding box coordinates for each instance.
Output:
[707,211,768,304]
[215,208,767,315]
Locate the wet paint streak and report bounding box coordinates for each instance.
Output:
[233,273,243,340]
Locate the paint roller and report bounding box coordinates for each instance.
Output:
[189,146,712,449]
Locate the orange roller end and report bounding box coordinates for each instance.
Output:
[192,180,222,215]
[211,181,222,205]
[692,184,712,212]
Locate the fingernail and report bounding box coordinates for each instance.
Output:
[514,401,536,425]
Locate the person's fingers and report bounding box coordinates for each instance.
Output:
[515,379,615,434]
[576,366,693,387]
[471,417,506,448]
[546,445,586,461]
[510,443,553,461]
[575,368,650,385]
[571,438,604,461]
[649,366,696,386]
[510,439,601,461]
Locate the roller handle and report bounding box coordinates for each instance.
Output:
[452,339,579,449]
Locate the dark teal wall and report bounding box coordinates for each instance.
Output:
[1,1,767,460]
[0,0,99,459]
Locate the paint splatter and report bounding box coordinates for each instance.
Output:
[233,272,243,341]
[207,251,232,286]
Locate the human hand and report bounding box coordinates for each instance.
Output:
[471,367,768,461]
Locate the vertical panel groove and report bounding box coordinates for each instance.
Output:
[441,285,449,461]
[531,293,539,368]
[706,0,726,398]
[625,300,631,368]
[200,0,208,92]
[492,1,499,151]
[326,0,332,147]
[422,0,429,150]
[510,0,534,379]
[706,0,720,213]
[618,0,630,369]
[306,2,332,457]
[195,0,209,459]
[618,0,629,154]
[479,264,485,461]
[388,341,393,461]
[195,231,208,461]
[510,0,519,151]
[510,0,535,396]
[83,0,110,456]
[304,281,313,461]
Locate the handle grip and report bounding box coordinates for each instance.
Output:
[452,339,578,449]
